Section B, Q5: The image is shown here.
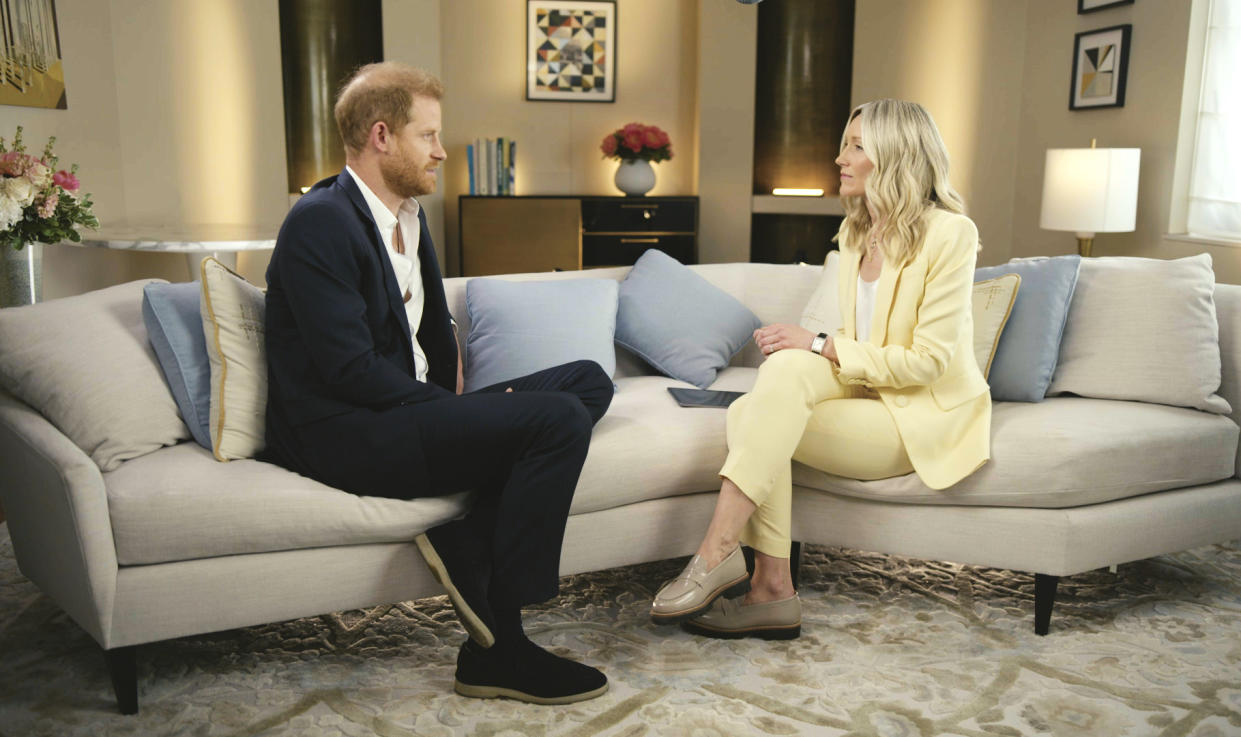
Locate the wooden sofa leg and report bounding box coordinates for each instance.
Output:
[104,646,139,715]
[1034,574,1059,636]
[790,541,802,590]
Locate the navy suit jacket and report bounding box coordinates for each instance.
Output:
[264,169,457,448]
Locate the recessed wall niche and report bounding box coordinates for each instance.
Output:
[279,0,384,195]
[750,0,854,264]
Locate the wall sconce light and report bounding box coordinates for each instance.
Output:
[772,188,824,197]
[1039,141,1140,257]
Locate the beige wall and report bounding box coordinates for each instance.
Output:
[440,0,700,275]
[0,0,187,297]
[4,0,445,298]
[851,0,1029,267]
[1008,1,1240,282]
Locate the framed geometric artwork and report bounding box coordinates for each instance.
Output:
[0,0,68,109]
[1069,24,1132,110]
[526,0,616,103]
[1078,0,1134,13]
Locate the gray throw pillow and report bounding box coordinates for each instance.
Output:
[0,280,189,470]
[975,255,1081,402]
[1048,253,1230,414]
[142,281,212,449]
[464,277,618,392]
[615,249,762,388]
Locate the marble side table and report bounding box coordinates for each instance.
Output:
[72,224,279,281]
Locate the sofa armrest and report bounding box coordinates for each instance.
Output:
[0,390,118,647]
[1215,284,1241,478]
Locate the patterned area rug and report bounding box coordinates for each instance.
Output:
[1,524,1240,737]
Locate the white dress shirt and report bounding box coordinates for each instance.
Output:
[345,166,429,382]
[855,273,878,344]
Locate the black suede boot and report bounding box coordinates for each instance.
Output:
[453,607,608,704]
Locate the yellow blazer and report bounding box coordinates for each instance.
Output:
[833,208,991,489]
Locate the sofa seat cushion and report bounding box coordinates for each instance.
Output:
[794,397,1239,508]
[108,367,761,565]
[106,442,471,566]
[568,367,759,514]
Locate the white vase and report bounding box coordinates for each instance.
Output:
[614,159,656,197]
[0,242,43,307]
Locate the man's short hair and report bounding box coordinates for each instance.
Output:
[334,62,444,154]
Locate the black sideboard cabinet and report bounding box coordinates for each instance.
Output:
[459,195,698,276]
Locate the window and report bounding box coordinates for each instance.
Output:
[1184,0,1241,242]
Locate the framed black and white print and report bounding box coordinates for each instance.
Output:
[526,0,616,102]
[1078,0,1135,14]
[1069,24,1131,110]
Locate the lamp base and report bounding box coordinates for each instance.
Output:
[1076,237,1094,258]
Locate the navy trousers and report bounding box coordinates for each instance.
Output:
[274,359,613,608]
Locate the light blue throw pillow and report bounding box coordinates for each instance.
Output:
[615,249,762,389]
[974,255,1082,402]
[142,282,212,448]
[464,278,618,392]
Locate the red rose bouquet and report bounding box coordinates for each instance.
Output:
[600,123,673,164]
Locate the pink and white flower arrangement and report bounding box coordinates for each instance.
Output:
[0,126,98,251]
[600,122,673,164]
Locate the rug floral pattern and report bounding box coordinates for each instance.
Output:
[1,525,1239,736]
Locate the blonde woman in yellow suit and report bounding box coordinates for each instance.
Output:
[651,99,991,639]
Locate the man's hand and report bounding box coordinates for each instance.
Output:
[754,323,816,356]
[456,350,465,395]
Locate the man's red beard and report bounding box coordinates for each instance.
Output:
[381,145,436,198]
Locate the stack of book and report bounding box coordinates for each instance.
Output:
[467,138,516,196]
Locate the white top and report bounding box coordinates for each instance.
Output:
[856,273,878,343]
[346,166,428,382]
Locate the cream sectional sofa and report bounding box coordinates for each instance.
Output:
[1,260,1240,715]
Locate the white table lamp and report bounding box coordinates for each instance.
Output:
[1039,146,1140,257]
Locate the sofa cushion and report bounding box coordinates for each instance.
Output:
[569,370,758,514]
[793,397,1239,508]
[200,258,268,461]
[142,281,212,449]
[106,441,472,565]
[106,367,760,564]
[975,255,1081,402]
[1049,254,1230,414]
[615,249,762,388]
[464,277,618,392]
[0,279,188,471]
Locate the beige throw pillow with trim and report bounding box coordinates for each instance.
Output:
[972,273,1020,379]
[200,257,267,461]
[799,250,842,336]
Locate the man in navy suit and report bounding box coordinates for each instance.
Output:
[264,62,613,704]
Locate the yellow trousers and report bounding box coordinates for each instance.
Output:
[719,349,913,558]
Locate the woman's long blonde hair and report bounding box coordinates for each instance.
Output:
[835,100,967,265]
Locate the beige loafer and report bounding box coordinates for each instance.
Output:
[650,546,750,625]
[682,594,801,640]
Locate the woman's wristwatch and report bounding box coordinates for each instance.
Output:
[810,332,829,356]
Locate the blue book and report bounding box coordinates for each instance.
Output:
[466,144,476,195]
[508,140,516,195]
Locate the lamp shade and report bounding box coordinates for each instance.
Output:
[1039,148,1140,235]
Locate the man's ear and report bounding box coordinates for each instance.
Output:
[369,121,391,152]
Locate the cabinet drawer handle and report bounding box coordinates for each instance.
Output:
[620,203,660,209]
[620,237,659,244]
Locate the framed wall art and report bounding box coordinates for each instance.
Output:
[1078,0,1134,13]
[526,0,616,103]
[1069,24,1131,110]
[0,0,67,109]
